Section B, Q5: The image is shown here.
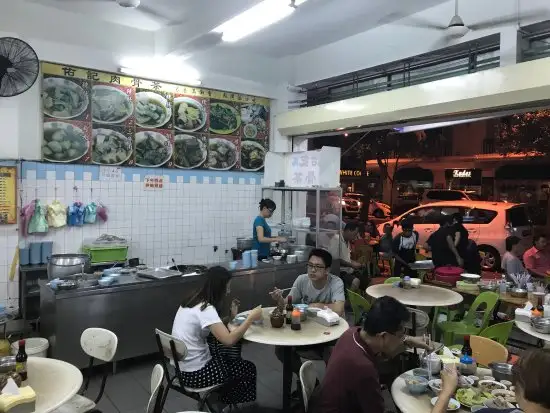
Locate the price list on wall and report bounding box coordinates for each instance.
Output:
[0,167,17,224]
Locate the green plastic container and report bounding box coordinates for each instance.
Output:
[83,245,128,264]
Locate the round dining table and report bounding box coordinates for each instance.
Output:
[231,307,349,412]
[391,366,492,413]
[26,357,83,413]
[366,284,464,307]
[515,320,550,342]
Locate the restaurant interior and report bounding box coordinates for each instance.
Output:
[1,0,550,412]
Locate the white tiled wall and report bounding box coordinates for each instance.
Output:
[0,161,264,309]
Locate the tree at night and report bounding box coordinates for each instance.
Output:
[495,110,550,156]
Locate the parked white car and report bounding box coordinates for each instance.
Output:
[377,200,533,271]
[419,189,481,205]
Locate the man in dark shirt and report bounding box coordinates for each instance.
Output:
[316,296,432,413]
[392,219,419,277]
[427,214,457,268]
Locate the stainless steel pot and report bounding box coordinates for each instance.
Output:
[236,237,253,251]
[531,317,550,334]
[47,254,91,280]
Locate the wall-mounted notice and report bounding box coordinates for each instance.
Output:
[144,175,164,190]
[99,166,122,181]
[0,167,17,224]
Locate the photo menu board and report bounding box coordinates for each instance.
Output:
[41,62,270,172]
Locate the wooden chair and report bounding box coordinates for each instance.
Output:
[470,335,508,366]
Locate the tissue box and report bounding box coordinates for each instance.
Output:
[314,309,340,327]
[515,308,532,323]
[0,386,36,413]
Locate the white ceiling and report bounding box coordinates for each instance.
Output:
[26,0,449,57]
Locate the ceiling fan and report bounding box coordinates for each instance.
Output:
[400,0,547,42]
[52,0,176,24]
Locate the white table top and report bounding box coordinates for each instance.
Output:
[231,307,349,347]
[515,320,550,342]
[27,357,83,413]
[366,284,464,307]
[391,367,492,413]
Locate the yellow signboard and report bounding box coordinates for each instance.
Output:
[0,167,17,224]
[41,62,270,106]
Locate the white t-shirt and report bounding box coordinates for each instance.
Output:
[171,303,222,372]
[328,233,351,262]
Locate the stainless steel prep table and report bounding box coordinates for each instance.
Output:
[39,260,307,367]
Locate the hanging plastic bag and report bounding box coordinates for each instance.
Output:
[84,202,97,224]
[19,201,36,238]
[28,200,49,234]
[67,202,85,226]
[46,200,67,228]
[96,202,108,222]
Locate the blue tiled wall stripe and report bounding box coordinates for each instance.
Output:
[21,161,263,185]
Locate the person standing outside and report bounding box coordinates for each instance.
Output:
[252,199,286,259]
[426,215,457,268]
[327,222,364,292]
[392,219,419,277]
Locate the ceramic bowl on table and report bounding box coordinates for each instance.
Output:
[428,379,442,395]
[103,268,121,276]
[479,380,507,392]
[431,397,460,411]
[510,288,528,298]
[483,398,515,410]
[461,273,481,283]
[404,376,429,395]
[98,276,116,287]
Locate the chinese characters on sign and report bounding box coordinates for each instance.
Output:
[99,166,122,182]
[144,175,164,190]
[0,167,17,225]
[289,152,319,187]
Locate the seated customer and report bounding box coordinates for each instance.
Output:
[426,215,457,267]
[435,348,550,413]
[327,222,365,292]
[502,236,526,277]
[316,296,432,413]
[523,233,550,277]
[271,249,345,376]
[172,266,262,407]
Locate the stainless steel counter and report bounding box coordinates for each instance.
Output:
[39,260,307,367]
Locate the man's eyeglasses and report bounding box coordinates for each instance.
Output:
[307,263,326,272]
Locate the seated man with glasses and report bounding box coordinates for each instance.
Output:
[315,296,431,413]
[270,248,345,388]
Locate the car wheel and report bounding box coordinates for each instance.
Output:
[373,209,385,218]
[478,245,501,272]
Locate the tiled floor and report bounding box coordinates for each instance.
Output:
[86,342,323,413]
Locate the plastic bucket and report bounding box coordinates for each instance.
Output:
[11,337,49,358]
[29,243,42,265]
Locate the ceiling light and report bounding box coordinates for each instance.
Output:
[394,116,495,133]
[119,56,201,86]
[212,0,307,43]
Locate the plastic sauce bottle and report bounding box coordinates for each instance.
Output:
[499,274,507,295]
[291,308,302,331]
[15,340,27,381]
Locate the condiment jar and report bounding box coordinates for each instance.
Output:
[459,354,477,376]
[291,308,301,331]
[403,276,412,289]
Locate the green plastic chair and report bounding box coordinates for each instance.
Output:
[479,321,514,346]
[432,306,461,341]
[437,291,499,346]
[384,277,402,284]
[347,289,372,325]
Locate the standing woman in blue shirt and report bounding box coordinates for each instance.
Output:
[252,199,286,259]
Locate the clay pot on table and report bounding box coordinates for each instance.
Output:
[270,307,285,328]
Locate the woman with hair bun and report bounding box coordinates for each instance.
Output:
[252,198,287,259]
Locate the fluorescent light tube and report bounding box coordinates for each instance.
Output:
[119,65,201,86]
[394,116,495,133]
[213,0,306,43]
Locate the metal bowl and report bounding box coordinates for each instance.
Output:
[510,288,528,298]
[488,362,513,382]
[531,317,550,334]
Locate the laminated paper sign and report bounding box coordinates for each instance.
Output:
[0,167,17,224]
[144,175,164,190]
